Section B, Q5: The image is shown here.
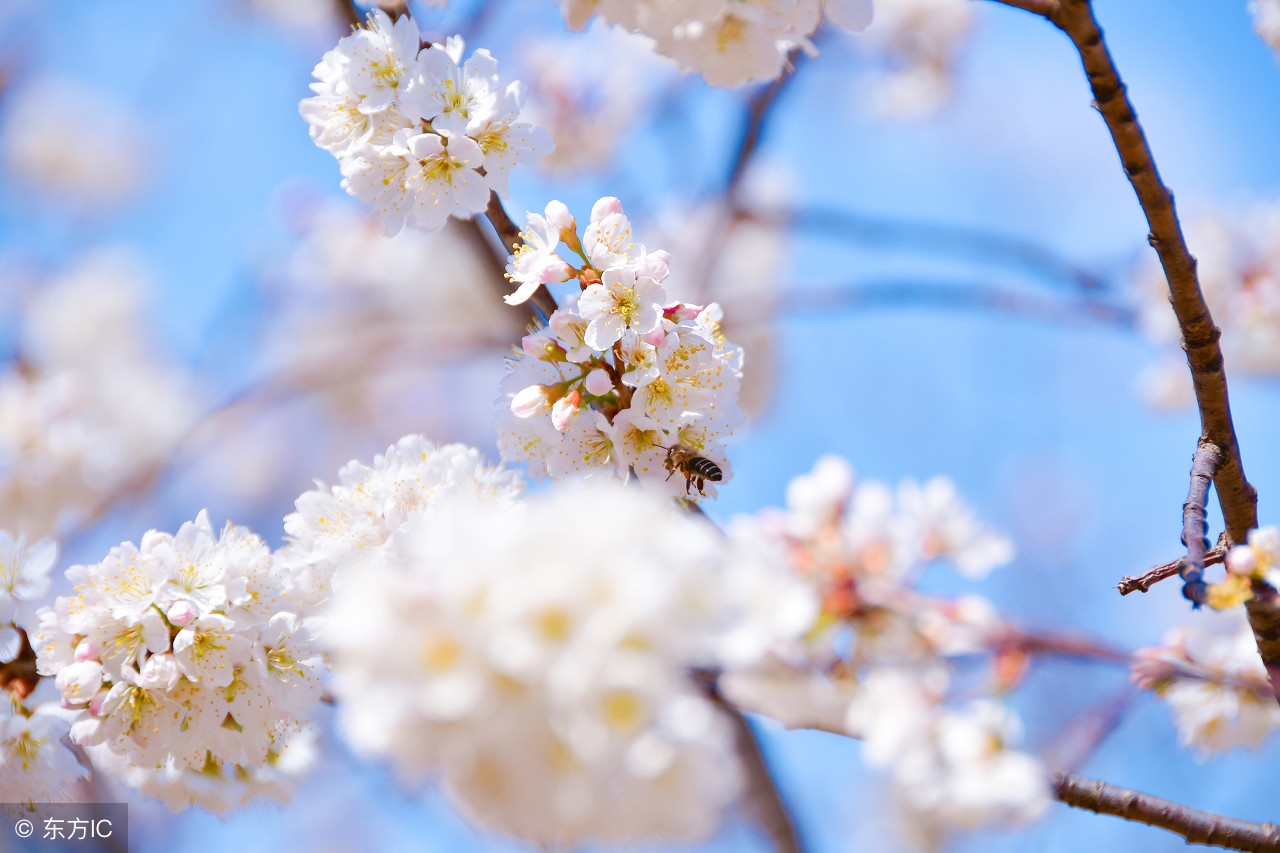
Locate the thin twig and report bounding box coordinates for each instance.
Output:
[484,192,558,320]
[991,628,1130,664]
[700,674,804,853]
[983,0,1278,700]
[1118,539,1228,595]
[1180,442,1223,604]
[727,49,804,201]
[1042,688,1136,773]
[779,279,1134,327]
[1054,772,1280,852]
[750,206,1107,292]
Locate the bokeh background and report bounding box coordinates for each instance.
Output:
[1,0,1279,850]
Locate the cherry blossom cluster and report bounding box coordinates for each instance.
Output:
[719,456,1047,841]
[319,467,815,846]
[496,198,744,500]
[1132,608,1280,758]
[300,10,551,235]
[32,512,323,813]
[559,0,874,87]
[1133,205,1280,408]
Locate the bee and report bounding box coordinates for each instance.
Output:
[662,444,723,496]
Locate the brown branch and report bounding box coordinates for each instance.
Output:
[983,0,1278,699]
[727,49,804,201]
[333,0,361,29]
[1180,442,1223,603]
[1054,772,1280,852]
[484,192,558,320]
[699,672,804,853]
[1118,539,1228,595]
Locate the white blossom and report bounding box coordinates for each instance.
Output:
[32,513,322,812]
[302,18,551,234]
[497,198,744,501]
[1252,0,1280,60]
[324,479,812,845]
[0,704,87,806]
[0,532,57,663]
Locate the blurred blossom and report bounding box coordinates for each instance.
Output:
[305,440,812,845]
[0,249,197,539]
[1133,608,1280,758]
[559,0,873,88]
[1,77,147,212]
[848,0,975,119]
[241,0,341,36]
[1252,0,1280,59]
[519,23,675,175]
[1135,355,1195,411]
[720,456,1044,844]
[0,703,87,807]
[1134,204,1280,398]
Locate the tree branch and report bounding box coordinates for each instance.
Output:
[982,0,1279,700]
[1180,442,1222,604]
[333,0,361,29]
[1054,772,1280,852]
[700,673,804,853]
[1118,538,1227,596]
[727,49,804,201]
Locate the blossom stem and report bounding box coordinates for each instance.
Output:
[726,48,804,201]
[982,0,1279,702]
[1118,540,1228,596]
[1053,771,1280,852]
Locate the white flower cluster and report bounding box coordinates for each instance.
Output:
[497,198,744,500]
[0,249,197,539]
[0,532,56,666]
[1134,204,1280,408]
[279,435,525,608]
[560,0,874,87]
[300,11,551,235]
[1252,0,1280,60]
[849,0,975,119]
[32,512,322,813]
[1,77,146,211]
[721,456,1046,840]
[1133,608,1280,758]
[321,468,815,846]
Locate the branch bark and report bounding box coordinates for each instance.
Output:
[983,0,1278,700]
[1054,772,1280,852]
[727,49,804,201]
[1118,539,1227,596]
[1180,442,1222,604]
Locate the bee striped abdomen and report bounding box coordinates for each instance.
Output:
[663,445,724,496]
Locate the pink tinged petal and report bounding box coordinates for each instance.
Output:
[642,326,667,347]
[635,250,671,283]
[545,200,576,236]
[585,369,614,396]
[591,196,623,223]
[824,0,873,32]
[167,600,197,626]
[511,385,552,418]
[551,389,583,431]
[74,639,101,662]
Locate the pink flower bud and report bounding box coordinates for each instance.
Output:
[545,200,576,235]
[511,385,551,418]
[522,330,566,361]
[551,388,583,431]
[642,326,667,347]
[590,196,623,222]
[1227,544,1258,577]
[585,369,614,396]
[168,600,197,627]
[88,688,109,716]
[74,639,101,662]
[664,302,702,322]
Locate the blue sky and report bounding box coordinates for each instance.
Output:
[4,0,1280,850]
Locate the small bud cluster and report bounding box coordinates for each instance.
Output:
[559,0,874,87]
[496,198,744,500]
[32,512,322,813]
[300,11,551,235]
[720,456,1046,840]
